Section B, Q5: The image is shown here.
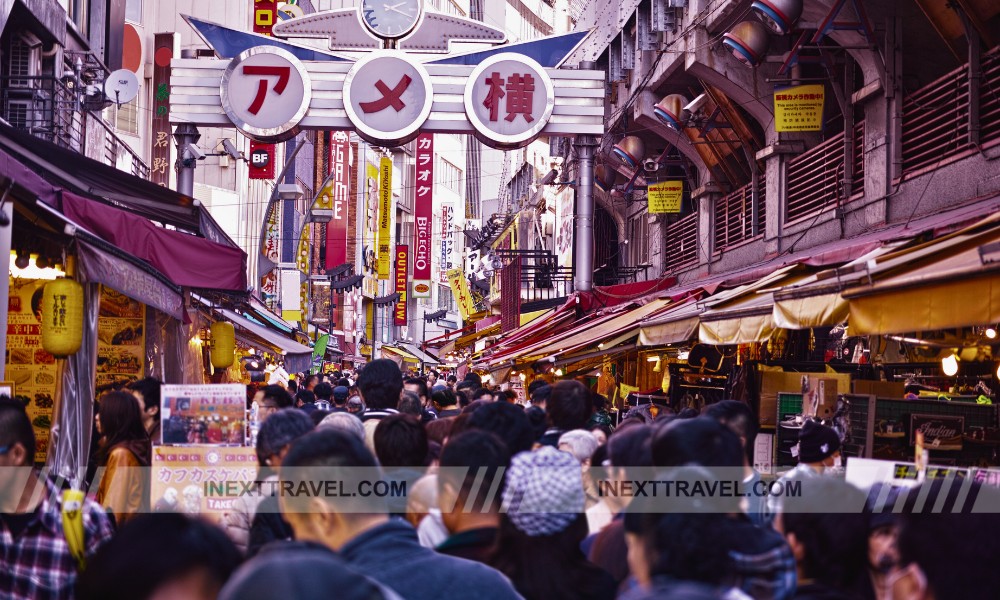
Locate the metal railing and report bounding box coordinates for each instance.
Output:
[714,175,766,252]
[1,74,149,179]
[663,211,699,272]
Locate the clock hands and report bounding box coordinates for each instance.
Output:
[383,2,413,16]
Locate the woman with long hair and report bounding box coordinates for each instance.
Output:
[94,390,151,525]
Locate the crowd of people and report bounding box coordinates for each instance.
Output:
[1,359,998,600]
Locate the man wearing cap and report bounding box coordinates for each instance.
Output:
[767,419,842,522]
[329,385,350,412]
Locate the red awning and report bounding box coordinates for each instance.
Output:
[62,193,247,292]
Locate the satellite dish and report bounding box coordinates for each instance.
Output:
[104,69,140,105]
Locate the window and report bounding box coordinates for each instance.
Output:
[628,213,649,265]
[67,0,89,34]
[125,0,142,24]
[114,97,139,135]
[437,158,462,193]
[438,284,455,312]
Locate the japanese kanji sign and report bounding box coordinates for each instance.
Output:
[394,245,409,326]
[440,203,455,284]
[377,156,393,280]
[325,131,351,270]
[447,268,475,322]
[151,446,258,522]
[774,84,825,132]
[150,33,176,188]
[343,52,434,147]
[464,53,555,149]
[648,180,684,214]
[412,133,433,295]
[248,139,274,179]
[221,46,311,141]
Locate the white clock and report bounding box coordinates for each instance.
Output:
[360,0,422,40]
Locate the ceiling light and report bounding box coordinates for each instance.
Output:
[941,353,959,377]
[987,328,997,340]
[554,368,564,377]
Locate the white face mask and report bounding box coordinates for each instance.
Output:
[827,455,844,475]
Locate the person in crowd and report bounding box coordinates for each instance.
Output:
[407,474,449,549]
[526,379,549,399]
[405,377,438,422]
[589,423,613,446]
[446,374,458,389]
[296,389,318,414]
[286,379,298,394]
[436,430,510,563]
[301,374,319,393]
[252,385,295,423]
[524,405,548,442]
[330,385,350,412]
[374,414,429,468]
[313,382,334,412]
[278,428,523,600]
[425,417,455,446]
[503,390,519,404]
[356,359,403,450]
[889,479,1000,600]
[529,383,551,411]
[587,423,653,581]
[558,430,601,509]
[318,411,366,441]
[652,417,796,600]
[309,409,332,426]
[537,381,593,448]
[223,408,314,555]
[347,395,365,416]
[767,419,842,521]
[398,390,424,418]
[94,390,152,525]
[490,446,616,600]
[775,478,872,600]
[465,401,536,455]
[704,399,766,526]
[864,483,903,599]
[76,513,242,600]
[0,397,115,599]
[219,539,402,600]
[471,387,495,402]
[426,370,439,388]
[126,377,162,442]
[431,387,462,418]
[586,393,613,431]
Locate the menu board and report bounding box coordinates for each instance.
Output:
[5,278,58,463]
[150,446,258,522]
[160,384,247,446]
[96,286,146,390]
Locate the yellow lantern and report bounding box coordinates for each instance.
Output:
[41,278,84,358]
[210,321,236,369]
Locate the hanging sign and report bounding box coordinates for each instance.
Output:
[447,268,475,322]
[394,245,409,326]
[150,33,176,188]
[342,51,434,147]
[377,156,393,280]
[648,180,684,214]
[362,160,379,298]
[440,203,455,283]
[248,140,274,180]
[253,0,277,36]
[463,53,556,149]
[221,46,312,142]
[325,131,351,270]
[412,133,433,296]
[774,84,825,132]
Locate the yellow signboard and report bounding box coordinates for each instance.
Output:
[447,268,475,322]
[377,157,393,280]
[648,180,684,213]
[774,84,825,132]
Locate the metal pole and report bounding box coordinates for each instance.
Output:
[172,122,200,197]
[573,59,599,293]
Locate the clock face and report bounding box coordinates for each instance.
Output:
[360,0,422,39]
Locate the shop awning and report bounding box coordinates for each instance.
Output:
[382,345,421,363]
[398,342,441,365]
[483,306,629,368]
[699,268,812,345]
[220,308,313,373]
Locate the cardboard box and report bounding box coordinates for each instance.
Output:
[852,380,906,398]
[759,370,805,428]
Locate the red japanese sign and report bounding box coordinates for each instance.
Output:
[464,54,554,149]
[413,134,433,288]
[253,0,276,36]
[150,33,175,188]
[325,131,351,269]
[394,245,409,326]
[248,140,275,180]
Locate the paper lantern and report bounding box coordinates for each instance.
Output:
[751,0,802,35]
[612,136,645,169]
[210,321,236,369]
[41,278,84,357]
[722,21,770,67]
[653,94,688,131]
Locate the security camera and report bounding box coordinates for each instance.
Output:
[643,159,659,172]
[221,139,243,161]
[185,144,206,161]
[683,93,708,114]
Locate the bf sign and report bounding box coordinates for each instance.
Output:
[221,46,311,142]
[251,148,270,168]
[248,140,274,180]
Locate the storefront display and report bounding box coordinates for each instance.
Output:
[160,383,247,445]
[96,286,146,389]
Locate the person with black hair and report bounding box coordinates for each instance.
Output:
[126,377,162,442]
[471,387,495,402]
[278,429,522,600]
[431,387,461,418]
[397,391,424,418]
[524,405,547,441]
[301,374,319,392]
[651,418,796,600]
[223,408,314,556]
[537,380,594,447]
[76,513,242,600]
[586,393,613,431]
[356,359,403,450]
[0,396,115,599]
[374,414,429,468]
[446,374,458,389]
[704,400,766,526]
[404,377,437,422]
[94,391,152,525]
[465,401,536,455]
[776,478,872,600]
[296,389,318,414]
[435,430,510,563]
[529,383,551,410]
[252,385,295,423]
[313,382,334,411]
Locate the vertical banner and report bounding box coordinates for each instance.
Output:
[394,245,409,326]
[555,186,574,270]
[413,134,434,296]
[248,140,275,180]
[325,131,351,269]
[252,0,276,36]
[150,33,176,188]
[447,268,475,322]
[377,157,393,280]
[440,203,455,283]
[362,160,379,298]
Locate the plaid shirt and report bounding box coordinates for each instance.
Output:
[727,517,797,600]
[0,478,115,600]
